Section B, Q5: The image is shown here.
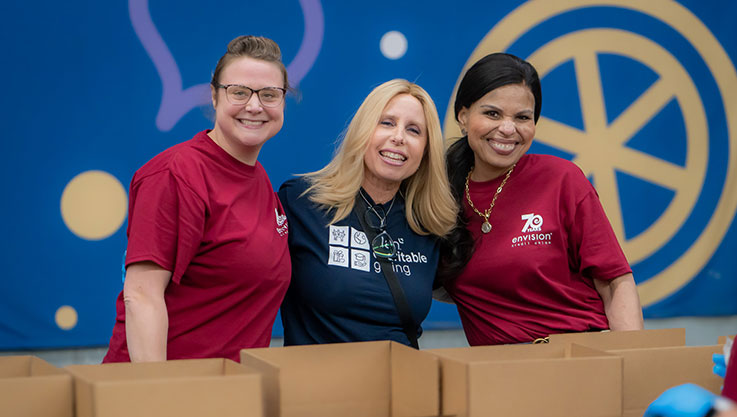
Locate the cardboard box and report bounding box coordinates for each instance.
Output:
[66,358,262,417]
[547,328,686,349]
[429,343,622,417]
[609,344,724,417]
[0,355,73,417]
[240,340,439,417]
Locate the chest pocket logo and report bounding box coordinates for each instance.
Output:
[275,208,288,236]
[521,213,544,232]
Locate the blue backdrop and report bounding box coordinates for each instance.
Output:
[2,0,736,349]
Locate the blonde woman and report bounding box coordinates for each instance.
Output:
[278,79,456,347]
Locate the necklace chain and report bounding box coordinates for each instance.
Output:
[464,164,515,233]
[359,189,396,223]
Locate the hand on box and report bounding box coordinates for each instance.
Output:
[644,383,716,417]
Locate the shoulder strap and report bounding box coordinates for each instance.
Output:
[354,194,419,349]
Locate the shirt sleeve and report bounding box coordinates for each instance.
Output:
[569,183,632,282]
[723,339,737,402]
[125,170,206,284]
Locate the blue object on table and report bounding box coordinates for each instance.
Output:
[713,353,727,378]
[644,383,716,417]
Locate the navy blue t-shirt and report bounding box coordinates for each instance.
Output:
[278,177,440,346]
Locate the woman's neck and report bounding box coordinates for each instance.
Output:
[470,157,516,182]
[207,128,260,166]
[361,177,400,204]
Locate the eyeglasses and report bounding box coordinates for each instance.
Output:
[364,205,397,260]
[215,84,286,107]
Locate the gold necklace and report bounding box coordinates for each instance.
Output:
[465,164,515,234]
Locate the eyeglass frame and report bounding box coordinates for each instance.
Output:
[363,206,398,260]
[215,83,287,107]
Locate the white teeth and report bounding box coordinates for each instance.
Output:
[380,151,406,161]
[489,140,515,151]
[239,119,265,126]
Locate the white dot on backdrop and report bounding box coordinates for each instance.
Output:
[380,31,408,60]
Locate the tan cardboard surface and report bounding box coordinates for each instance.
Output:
[241,340,439,417]
[430,343,622,417]
[390,341,439,417]
[718,335,735,344]
[67,358,262,417]
[548,328,686,349]
[609,344,723,413]
[0,356,74,417]
[623,409,647,417]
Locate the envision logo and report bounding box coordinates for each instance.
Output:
[521,213,543,232]
[512,213,552,246]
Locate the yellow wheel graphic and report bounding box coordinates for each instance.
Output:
[443,0,737,306]
[530,29,707,265]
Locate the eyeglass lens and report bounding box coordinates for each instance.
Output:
[364,207,396,259]
[372,231,396,259]
[226,86,284,107]
[364,206,386,230]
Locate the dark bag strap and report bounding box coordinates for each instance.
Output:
[354,194,419,349]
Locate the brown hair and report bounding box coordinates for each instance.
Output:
[210,35,289,91]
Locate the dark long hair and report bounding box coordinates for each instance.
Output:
[436,53,542,284]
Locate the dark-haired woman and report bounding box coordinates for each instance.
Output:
[438,53,643,346]
[103,35,291,362]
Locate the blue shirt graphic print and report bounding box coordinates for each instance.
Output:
[278,177,440,346]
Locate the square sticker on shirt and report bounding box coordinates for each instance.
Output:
[329,225,349,247]
[351,249,371,272]
[328,246,350,268]
[350,227,370,250]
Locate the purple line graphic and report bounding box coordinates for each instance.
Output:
[129,0,324,132]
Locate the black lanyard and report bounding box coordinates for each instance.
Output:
[354,194,419,349]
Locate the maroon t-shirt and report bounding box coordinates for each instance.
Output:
[723,340,737,402]
[103,130,290,362]
[446,154,632,345]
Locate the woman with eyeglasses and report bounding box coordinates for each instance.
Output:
[437,53,643,346]
[277,79,457,347]
[103,35,291,363]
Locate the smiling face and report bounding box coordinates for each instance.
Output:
[457,83,536,181]
[209,56,285,165]
[362,93,428,200]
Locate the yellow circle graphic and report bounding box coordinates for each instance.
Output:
[60,170,128,240]
[444,0,737,306]
[55,305,78,330]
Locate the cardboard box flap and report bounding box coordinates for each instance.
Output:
[91,373,261,417]
[0,356,73,417]
[244,342,390,408]
[67,357,237,382]
[566,342,620,358]
[66,358,262,417]
[466,357,621,417]
[548,328,685,349]
[0,355,32,377]
[430,343,622,417]
[390,342,439,417]
[431,343,568,362]
[30,356,70,376]
[610,344,723,411]
[241,340,439,417]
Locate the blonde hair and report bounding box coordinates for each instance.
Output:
[304,79,457,237]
